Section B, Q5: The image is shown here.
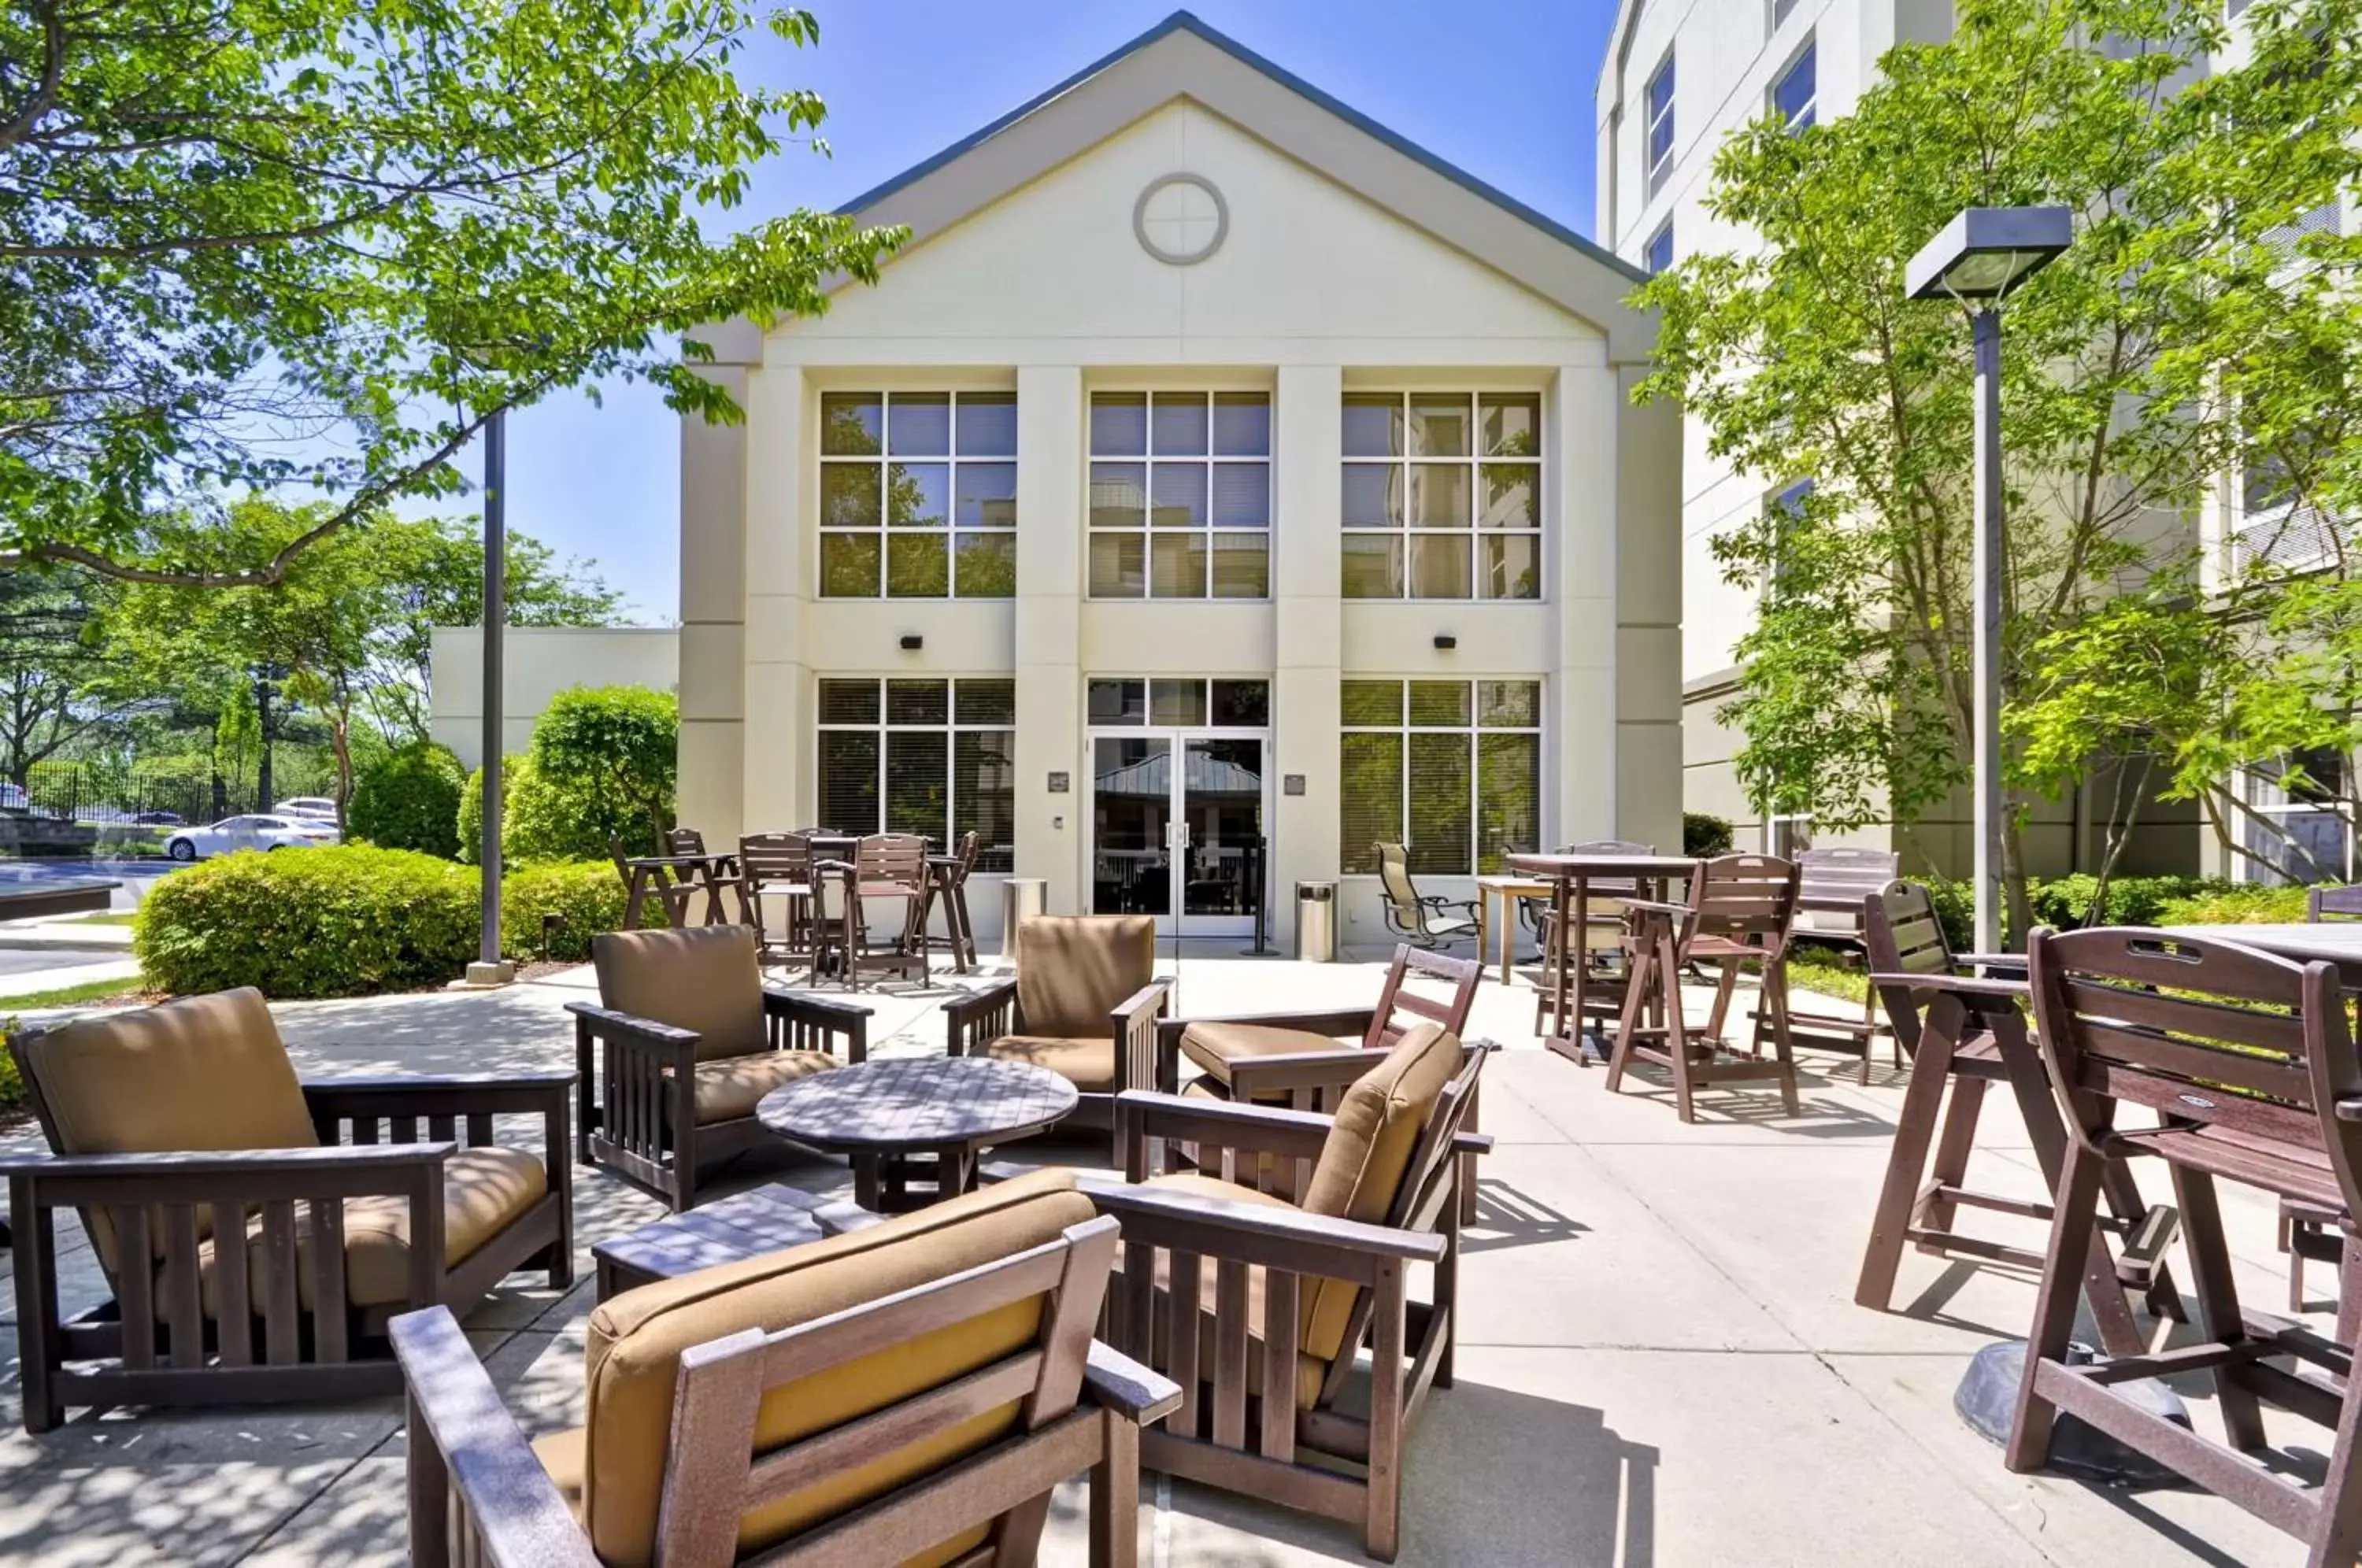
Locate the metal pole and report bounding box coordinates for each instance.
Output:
[1971,307,2005,955]
[479,408,506,966]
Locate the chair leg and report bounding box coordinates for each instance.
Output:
[1602,919,1656,1095]
[1704,959,1740,1046]
[2005,1138,2106,1473]
[1920,1076,1986,1239]
[2309,1360,2362,1568]
[1090,1411,1142,1568]
[2173,1163,2268,1452]
[1762,960,1801,1116]
[1660,925,1698,1124]
[2339,1239,2362,1349]
[1855,1021,1957,1311]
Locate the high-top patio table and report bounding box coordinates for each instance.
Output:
[1472,874,1556,986]
[2157,923,2362,983]
[1506,851,1698,1067]
[618,851,737,928]
[757,1055,1075,1212]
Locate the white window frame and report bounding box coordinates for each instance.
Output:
[1772,37,1817,131]
[1646,220,1675,276]
[2235,753,2356,886]
[813,676,1016,871]
[1086,390,1272,601]
[1646,50,1676,195]
[816,390,1016,601]
[1340,391,1546,603]
[1338,678,1545,878]
[1771,0,1802,28]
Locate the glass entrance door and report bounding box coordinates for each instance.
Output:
[1176,737,1264,930]
[1088,699,1268,936]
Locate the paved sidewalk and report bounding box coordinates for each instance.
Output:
[0,952,2330,1566]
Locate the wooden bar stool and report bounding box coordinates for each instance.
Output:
[1853,881,2178,1355]
[735,831,814,964]
[915,830,982,974]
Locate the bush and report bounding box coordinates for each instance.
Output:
[350,742,466,857]
[500,858,645,961]
[2153,882,2314,926]
[528,685,676,850]
[1683,812,1734,857]
[459,752,653,864]
[135,844,478,998]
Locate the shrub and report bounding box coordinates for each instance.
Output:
[500,858,645,961]
[135,844,477,998]
[2153,882,2314,926]
[528,685,676,849]
[459,751,653,864]
[1683,812,1734,857]
[350,742,466,856]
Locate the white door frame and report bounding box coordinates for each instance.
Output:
[1085,724,1272,937]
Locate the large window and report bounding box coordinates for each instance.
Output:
[820,391,1016,598]
[1341,392,1542,601]
[815,678,1015,871]
[1646,51,1675,194]
[1772,39,1816,130]
[1339,679,1542,876]
[2241,749,2353,885]
[1088,391,1271,599]
[1646,220,1675,276]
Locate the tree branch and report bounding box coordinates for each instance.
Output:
[0,0,67,156]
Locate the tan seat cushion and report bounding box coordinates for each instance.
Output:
[17,989,317,1274]
[593,926,767,1062]
[1014,915,1155,1037]
[579,1167,1094,1568]
[189,1145,548,1312]
[1177,1021,1339,1086]
[534,1425,588,1522]
[691,1050,839,1125]
[1134,1172,1327,1409]
[987,1034,1115,1093]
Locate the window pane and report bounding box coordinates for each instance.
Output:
[1090,533,1146,597]
[887,463,948,527]
[1409,534,1471,598]
[1480,534,1541,600]
[953,532,1016,597]
[1151,393,1208,456]
[1773,41,1815,128]
[886,534,948,597]
[1341,680,1404,727]
[1477,731,1540,874]
[956,462,1016,527]
[956,391,1016,456]
[1150,464,1207,528]
[1342,465,1403,528]
[954,730,1016,871]
[955,679,1016,727]
[1150,679,1206,726]
[886,679,949,725]
[817,679,879,725]
[1090,393,1147,455]
[1088,679,1145,726]
[1339,732,1404,875]
[816,729,880,834]
[819,533,881,597]
[1342,394,1402,457]
[1150,532,1206,597]
[1479,464,1537,528]
[1090,463,1146,529]
[1409,394,1472,457]
[1406,732,1472,875]
[820,464,880,527]
[1212,393,1271,455]
[1341,535,1403,598]
[1408,680,1472,727]
[1210,533,1268,598]
[887,392,950,456]
[1211,680,1269,727]
[821,393,883,455]
[1409,465,1470,527]
[884,730,948,841]
[1209,463,1269,527]
[1481,394,1540,458]
[1477,680,1541,728]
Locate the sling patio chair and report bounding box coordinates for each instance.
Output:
[2010,926,2362,1567]
[1371,841,1479,949]
[3,987,573,1432]
[394,1168,1182,1568]
[1779,845,1903,1082]
[568,925,872,1211]
[1527,838,1652,1047]
[945,915,1172,1148]
[1076,1023,1492,1561]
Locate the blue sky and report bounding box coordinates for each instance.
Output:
[443,2,1620,620]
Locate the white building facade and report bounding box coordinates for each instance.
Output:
[675,14,1682,946]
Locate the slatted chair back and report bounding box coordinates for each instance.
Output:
[664,827,706,857]
[1795,845,1901,938]
[1675,852,1801,959]
[1364,945,1483,1049]
[1557,838,1654,896]
[857,832,929,889]
[2026,927,2360,1196]
[2309,884,2362,923]
[1862,879,1957,1053]
[737,831,810,889]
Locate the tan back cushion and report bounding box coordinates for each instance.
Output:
[1014,915,1155,1038]
[17,989,317,1273]
[592,925,766,1062]
[1296,1023,1464,1363]
[581,1168,1094,1568]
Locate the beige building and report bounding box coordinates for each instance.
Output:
[430,625,679,769]
[674,13,1681,945]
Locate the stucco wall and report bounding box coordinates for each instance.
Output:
[429,626,679,768]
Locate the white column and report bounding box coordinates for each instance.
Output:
[1554,364,1619,841]
[1614,363,1684,852]
[1014,366,1084,912]
[1273,365,1343,948]
[739,364,811,830]
[678,362,750,840]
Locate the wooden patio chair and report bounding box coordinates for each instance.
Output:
[392,1169,1182,1568]
[1779,845,1902,1082]
[1604,852,1803,1121]
[664,826,739,926]
[808,856,925,989]
[1853,881,2179,1352]
[2309,884,2362,921]
[735,830,814,964]
[1371,841,1478,949]
[858,830,932,949]
[1527,838,1653,1048]
[914,828,984,974]
[1081,1024,1493,1561]
[3,988,573,1432]
[945,915,1172,1147]
[567,925,872,1211]
[2010,926,2362,1565]
[610,834,694,930]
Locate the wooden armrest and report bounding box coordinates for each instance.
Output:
[762,988,873,1023]
[305,1070,576,1095]
[1114,1089,1335,1159]
[390,1307,598,1567]
[1869,971,2029,1002]
[303,1071,575,1118]
[1109,979,1172,1026]
[0,1143,454,1178]
[565,1000,698,1050]
[1223,1048,1394,1095]
[1172,1006,1375,1040]
[2333,1098,2362,1125]
[942,978,1019,1027]
[1957,952,2029,972]
[1084,1341,1183,1426]
[1077,1176,1449,1269]
[1619,897,1694,919]
[1455,1131,1496,1156]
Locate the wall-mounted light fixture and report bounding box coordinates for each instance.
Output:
[1433,634,1457,651]
[899,634,924,651]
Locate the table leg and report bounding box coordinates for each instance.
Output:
[622,867,647,930]
[1544,877,1586,1067]
[853,1153,883,1213]
[1497,889,1514,986]
[1572,880,1594,1065]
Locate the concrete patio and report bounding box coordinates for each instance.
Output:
[0,946,2332,1566]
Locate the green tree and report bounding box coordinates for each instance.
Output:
[528,685,678,850]
[350,741,467,857]
[0,1,898,586]
[0,568,119,788]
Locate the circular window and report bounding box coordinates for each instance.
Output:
[1133,173,1229,266]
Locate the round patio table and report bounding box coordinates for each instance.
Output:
[757,1056,1077,1213]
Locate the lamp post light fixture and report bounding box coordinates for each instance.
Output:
[1904,206,2072,956]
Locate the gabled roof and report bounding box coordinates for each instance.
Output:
[819,9,1656,364]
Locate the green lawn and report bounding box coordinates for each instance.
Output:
[61,911,137,926]
[0,974,143,1012]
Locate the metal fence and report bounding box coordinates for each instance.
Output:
[9,759,339,829]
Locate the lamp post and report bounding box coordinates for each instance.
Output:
[1904,206,2072,954]
[468,407,515,986]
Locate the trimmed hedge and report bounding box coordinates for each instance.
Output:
[350,741,466,857]
[2153,882,2312,926]
[501,858,646,962]
[1683,812,1734,857]
[458,753,648,864]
